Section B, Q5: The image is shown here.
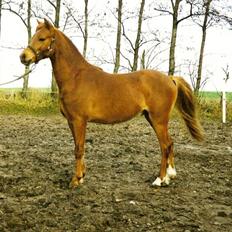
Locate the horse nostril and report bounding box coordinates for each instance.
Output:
[20,53,26,63]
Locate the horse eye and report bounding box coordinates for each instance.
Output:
[39,38,46,42]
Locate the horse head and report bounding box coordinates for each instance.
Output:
[20,19,56,65]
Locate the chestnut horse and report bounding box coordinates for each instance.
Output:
[20,19,203,188]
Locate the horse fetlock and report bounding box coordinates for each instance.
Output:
[69,175,84,188]
[78,177,84,184]
[152,175,170,187]
[163,175,170,185]
[167,165,177,179]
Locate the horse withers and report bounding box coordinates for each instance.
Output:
[20,19,204,188]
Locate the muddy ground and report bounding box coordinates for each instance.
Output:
[0,115,231,232]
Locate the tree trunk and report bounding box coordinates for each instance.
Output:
[195,0,212,95]
[21,0,32,99]
[54,0,61,28]
[21,65,30,98]
[113,0,122,73]
[140,49,145,69]
[0,0,2,37]
[51,72,58,98]
[51,0,61,99]
[83,0,88,58]
[168,0,181,76]
[132,0,145,71]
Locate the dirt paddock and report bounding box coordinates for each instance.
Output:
[0,115,231,232]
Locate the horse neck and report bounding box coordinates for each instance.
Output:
[50,30,90,90]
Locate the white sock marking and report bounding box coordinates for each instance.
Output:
[167,166,177,178]
[152,177,161,186]
[163,174,170,185]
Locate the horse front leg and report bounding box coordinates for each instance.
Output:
[68,118,87,188]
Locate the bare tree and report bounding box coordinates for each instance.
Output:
[22,0,32,98]
[194,0,212,94]
[140,40,165,70]
[3,0,32,98]
[132,0,145,71]
[168,0,181,76]
[47,0,61,98]
[154,0,198,76]
[113,0,122,73]
[54,0,61,28]
[194,0,232,94]
[83,0,88,58]
[120,0,146,71]
[65,0,89,58]
[186,58,209,92]
[140,49,146,69]
[0,0,2,37]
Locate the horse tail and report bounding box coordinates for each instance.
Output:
[172,76,204,141]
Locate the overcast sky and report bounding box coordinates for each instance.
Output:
[0,0,231,92]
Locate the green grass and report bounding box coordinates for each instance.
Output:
[0,88,59,116]
[199,91,232,101]
[0,89,231,121]
[197,91,232,121]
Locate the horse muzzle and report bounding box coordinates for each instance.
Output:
[20,48,37,66]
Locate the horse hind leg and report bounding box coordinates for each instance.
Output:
[166,143,177,179]
[152,131,173,187]
[144,111,176,186]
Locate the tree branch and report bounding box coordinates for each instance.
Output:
[120,50,133,70]
[153,7,172,16]
[121,21,135,51]
[170,0,175,11]
[46,0,56,9]
[177,1,194,24]
[2,5,27,28]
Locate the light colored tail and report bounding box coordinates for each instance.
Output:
[173,76,204,141]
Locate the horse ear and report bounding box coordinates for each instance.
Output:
[44,18,53,30]
[37,19,42,25]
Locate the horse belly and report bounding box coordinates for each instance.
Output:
[88,99,143,124]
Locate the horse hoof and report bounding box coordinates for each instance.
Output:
[79,177,84,184]
[163,175,170,185]
[69,176,84,188]
[152,175,170,187]
[152,177,161,186]
[167,166,177,179]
